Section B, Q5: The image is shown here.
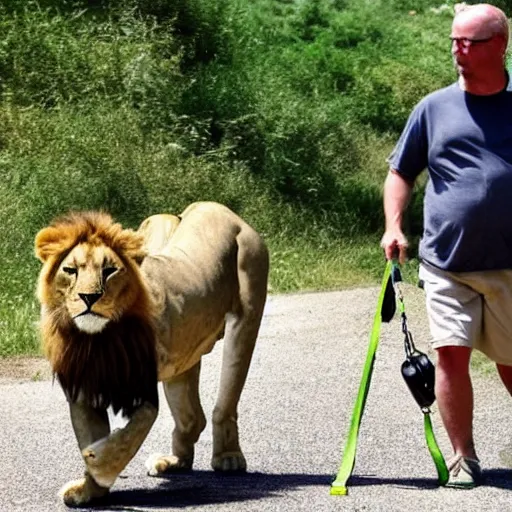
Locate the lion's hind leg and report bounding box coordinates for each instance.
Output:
[146,362,207,476]
[211,226,269,472]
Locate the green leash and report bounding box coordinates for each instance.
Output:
[391,262,449,487]
[330,260,392,495]
[424,413,448,485]
[330,261,448,496]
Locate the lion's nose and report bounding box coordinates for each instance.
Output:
[78,292,103,309]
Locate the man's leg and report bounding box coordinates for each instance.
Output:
[496,363,512,396]
[419,263,483,486]
[496,365,512,468]
[435,345,477,459]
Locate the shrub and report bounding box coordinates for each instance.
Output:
[0,0,466,355]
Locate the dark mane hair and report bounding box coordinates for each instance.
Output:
[51,313,158,417]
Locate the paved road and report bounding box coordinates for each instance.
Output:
[1,287,512,511]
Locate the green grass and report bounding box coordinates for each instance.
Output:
[471,351,500,377]
[0,0,504,357]
[0,303,39,356]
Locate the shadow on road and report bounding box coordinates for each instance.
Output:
[81,467,512,510]
[88,471,332,509]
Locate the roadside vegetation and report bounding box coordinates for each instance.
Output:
[1,0,510,356]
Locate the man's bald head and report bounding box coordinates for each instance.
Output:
[454,3,509,43]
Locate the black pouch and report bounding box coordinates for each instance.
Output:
[401,332,436,409]
[380,274,396,323]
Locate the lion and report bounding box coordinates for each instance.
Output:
[34,201,269,507]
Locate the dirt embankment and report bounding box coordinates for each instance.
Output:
[0,356,52,383]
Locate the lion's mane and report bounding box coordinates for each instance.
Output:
[37,211,159,416]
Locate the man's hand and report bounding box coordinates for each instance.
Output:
[380,229,408,265]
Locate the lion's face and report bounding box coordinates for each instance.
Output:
[35,211,148,335]
[55,243,135,333]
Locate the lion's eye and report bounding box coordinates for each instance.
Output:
[62,267,77,276]
[102,267,117,281]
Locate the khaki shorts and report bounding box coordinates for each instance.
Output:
[419,263,512,365]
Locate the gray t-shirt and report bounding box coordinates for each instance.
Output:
[388,80,512,272]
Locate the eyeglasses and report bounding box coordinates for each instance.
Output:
[449,36,494,48]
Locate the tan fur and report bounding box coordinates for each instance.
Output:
[35,202,269,507]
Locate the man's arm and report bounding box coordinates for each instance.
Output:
[381,169,414,264]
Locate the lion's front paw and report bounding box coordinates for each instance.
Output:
[145,453,193,476]
[211,451,247,472]
[59,476,109,508]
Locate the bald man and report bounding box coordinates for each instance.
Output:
[381,3,512,488]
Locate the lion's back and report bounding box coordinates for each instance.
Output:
[138,202,268,380]
[139,202,267,264]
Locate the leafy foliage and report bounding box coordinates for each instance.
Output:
[0,0,496,354]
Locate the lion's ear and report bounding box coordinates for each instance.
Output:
[130,248,147,266]
[35,226,71,263]
[116,229,147,266]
